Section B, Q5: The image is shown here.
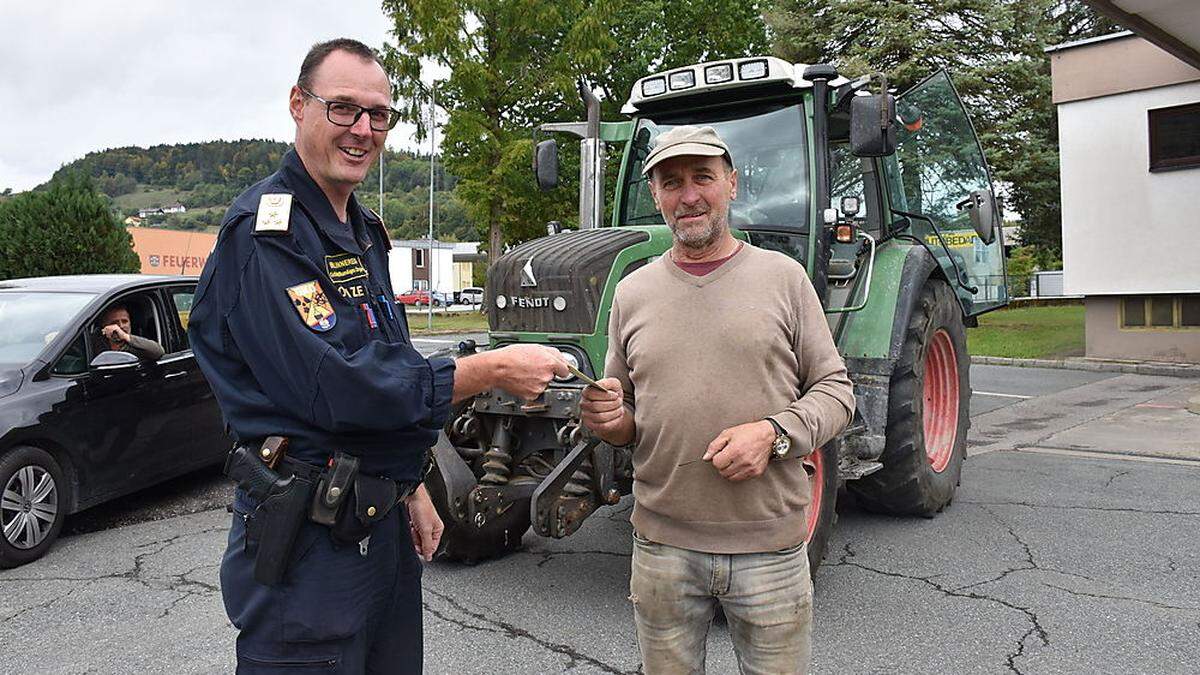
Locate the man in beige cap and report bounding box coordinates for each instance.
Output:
[581,125,854,674]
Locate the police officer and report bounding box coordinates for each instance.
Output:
[189,38,567,673]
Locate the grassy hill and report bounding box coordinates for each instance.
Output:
[48,140,478,241]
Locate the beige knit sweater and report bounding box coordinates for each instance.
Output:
[605,243,855,554]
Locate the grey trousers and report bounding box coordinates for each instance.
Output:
[629,533,812,675]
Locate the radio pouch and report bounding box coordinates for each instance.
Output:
[330,474,398,545]
[310,452,359,526]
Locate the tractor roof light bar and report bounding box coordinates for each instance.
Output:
[623,56,851,113]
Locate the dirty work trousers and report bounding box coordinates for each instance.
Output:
[630,532,812,675]
[221,489,424,674]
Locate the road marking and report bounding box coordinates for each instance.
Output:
[975,391,1033,400]
[1016,446,1200,467]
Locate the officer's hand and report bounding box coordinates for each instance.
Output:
[405,485,443,562]
[491,344,569,401]
[703,420,776,482]
[580,378,630,443]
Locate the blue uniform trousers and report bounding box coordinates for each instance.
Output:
[222,490,423,673]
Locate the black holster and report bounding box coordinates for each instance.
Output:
[224,445,315,586]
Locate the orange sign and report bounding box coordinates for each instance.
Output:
[127,227,218,275]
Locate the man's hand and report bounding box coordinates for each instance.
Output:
[405,484,443,562]
[489,344,569,401]
[580,378,633,445]
[101,323,130,344]
[703,420,777,482]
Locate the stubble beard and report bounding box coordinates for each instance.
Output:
[670,209,727,250]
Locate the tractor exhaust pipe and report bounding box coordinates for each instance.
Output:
[578,82,604,230]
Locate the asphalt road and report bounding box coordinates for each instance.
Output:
[5,335,1198,674]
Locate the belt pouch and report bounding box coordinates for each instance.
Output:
[310,452,359,526]
[330,474,398,545]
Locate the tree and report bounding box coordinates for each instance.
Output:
[766,0,1117,254]
[381,0,770,264]
[0,174,140,280]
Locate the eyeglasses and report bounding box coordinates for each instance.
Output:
[299,86,401,132]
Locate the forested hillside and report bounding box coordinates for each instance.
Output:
[49,139,478,241]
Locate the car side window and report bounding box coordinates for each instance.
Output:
[90,292,166,362]
[50,333,89,376]
[166,287,195,353]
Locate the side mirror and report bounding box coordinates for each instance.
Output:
[534,139,559,191]
[850,94,897,157]
[958,189,1000,244]
[90,350,139,369]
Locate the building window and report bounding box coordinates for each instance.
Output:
[1148,102,1200,172]
[1121,295,1200,329]
[414,249,425,268]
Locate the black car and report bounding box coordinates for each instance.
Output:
[0,274,227,567]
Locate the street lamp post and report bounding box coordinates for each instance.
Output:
[427,82,436,330]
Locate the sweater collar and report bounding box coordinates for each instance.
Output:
[662,239,752,288]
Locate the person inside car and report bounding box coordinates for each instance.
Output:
[94,304,164,361]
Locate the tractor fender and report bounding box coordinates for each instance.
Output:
[888,245,947,362]
[841,245,945,467]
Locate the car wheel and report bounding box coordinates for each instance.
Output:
[0,446,67,568]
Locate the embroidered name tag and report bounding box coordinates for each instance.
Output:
[325,253,370,300]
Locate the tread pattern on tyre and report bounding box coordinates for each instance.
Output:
[848,279,970,516]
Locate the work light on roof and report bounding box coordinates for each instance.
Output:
[705,63,734,84]
[668,70,695,90]
[642,77,667,97]
[738,60,769,80]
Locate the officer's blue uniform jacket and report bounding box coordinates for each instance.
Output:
[189,149,456,482]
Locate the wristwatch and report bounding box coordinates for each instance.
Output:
[765,417,792,460]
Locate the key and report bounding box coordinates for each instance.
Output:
[359,535,370,557]
[567,364,613,393]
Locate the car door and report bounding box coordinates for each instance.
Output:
[63,292,170,499]
[883,70,1008,314]
[153,284,228,474]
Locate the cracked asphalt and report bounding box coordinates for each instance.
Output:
[1,362,1197,673]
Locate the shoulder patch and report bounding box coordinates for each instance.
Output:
[255,194,293,234]
[286,280,337,332]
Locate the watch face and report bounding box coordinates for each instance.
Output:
[772,434,792,458]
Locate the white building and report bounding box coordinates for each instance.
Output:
[388,239,479,297]
[1049,29,1200,362]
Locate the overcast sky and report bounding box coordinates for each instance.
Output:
[0,1,433,192]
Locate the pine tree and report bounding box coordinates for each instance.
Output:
[0,174,140,280]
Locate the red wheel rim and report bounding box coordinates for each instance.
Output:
[922,328,959,473]
[804,448,823,542]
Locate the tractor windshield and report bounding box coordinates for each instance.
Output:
[620,103,809,233]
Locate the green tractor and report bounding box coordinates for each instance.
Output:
[426,57,1008,572]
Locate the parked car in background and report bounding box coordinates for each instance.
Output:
[457,287,484,307]
[396,289,450,307]
[0,275,228,568]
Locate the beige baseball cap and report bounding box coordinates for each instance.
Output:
[641,125,734,176]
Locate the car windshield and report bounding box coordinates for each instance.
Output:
[620,102,810,232]
[0,292,97,365]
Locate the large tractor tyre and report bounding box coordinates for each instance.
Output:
[804,442,838,578]
[849,279,969,516]
[426,461,530,565]
[0,446,67,569]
